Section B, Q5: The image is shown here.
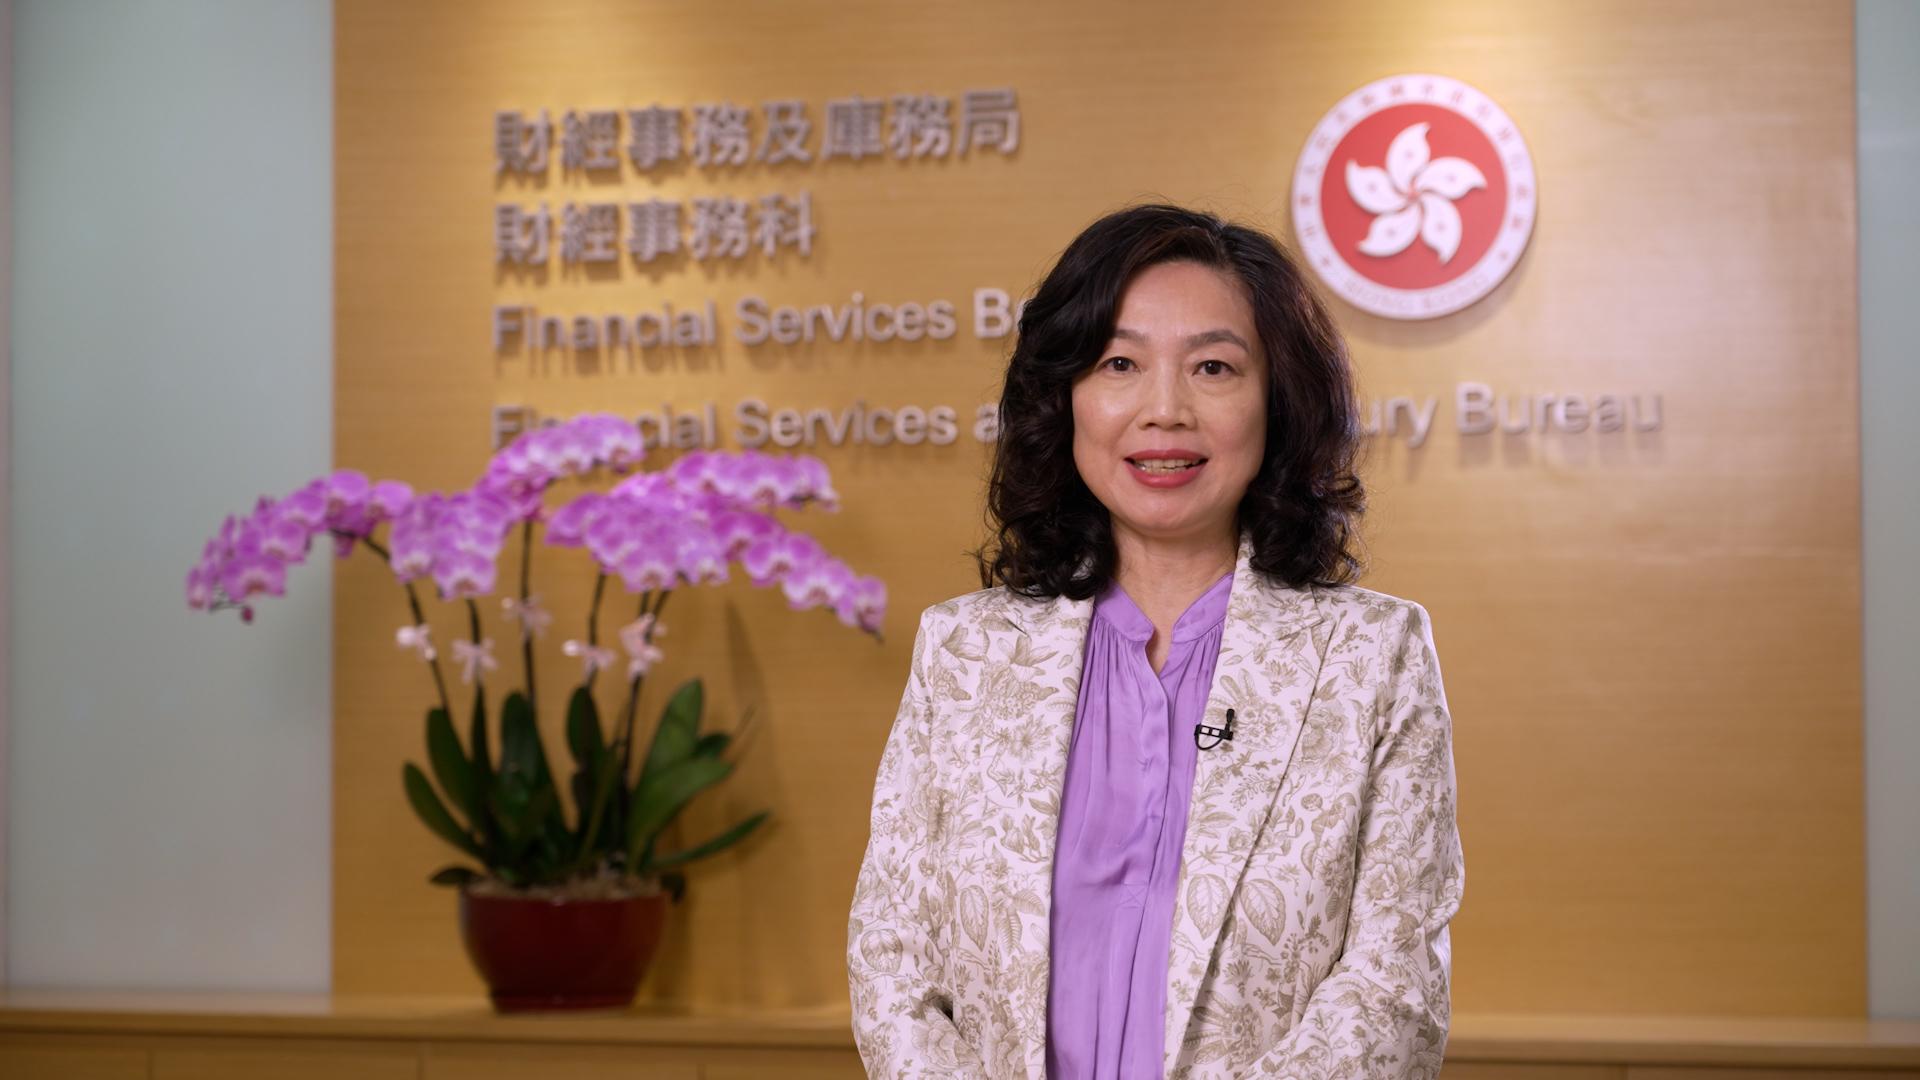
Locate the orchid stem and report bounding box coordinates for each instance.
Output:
[412,582,453,714]
[608,589,650,867]
[587,574,608,645]
[519,519,536,706]
[617,592,649,785]
[358,534,451,715]
[615,588,672,786]
[585,572,608,690]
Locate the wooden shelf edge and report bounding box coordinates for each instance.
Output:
[0,991,853,1049]
[1448,1013,1920,1068]
[1,994,1917,1067]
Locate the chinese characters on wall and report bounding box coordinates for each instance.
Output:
[492,89,1021,267]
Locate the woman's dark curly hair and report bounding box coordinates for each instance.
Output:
[976,203,1367,599]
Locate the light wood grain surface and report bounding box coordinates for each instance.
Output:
[334,0,1863,1018]
[2,994,1917,1060]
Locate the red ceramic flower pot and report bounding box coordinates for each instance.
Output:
[458,886,670,1012]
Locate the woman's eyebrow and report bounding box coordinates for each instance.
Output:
[1112,326,1251,351]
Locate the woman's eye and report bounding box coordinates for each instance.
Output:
[1197,360,1231,376]
[1102,356,1134,372]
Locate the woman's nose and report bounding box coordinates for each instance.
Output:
[1140,368,1195,427]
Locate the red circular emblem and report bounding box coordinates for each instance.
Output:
[1292,74,1536,320]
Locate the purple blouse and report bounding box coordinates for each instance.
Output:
[1045,569,1235,1079]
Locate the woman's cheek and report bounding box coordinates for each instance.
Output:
[1231,407,1267,486]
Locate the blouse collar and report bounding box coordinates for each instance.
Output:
[1093,565,1235,645]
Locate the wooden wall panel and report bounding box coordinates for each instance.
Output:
[335,0,1862,1015]
[0,1039,148,1080]
[1629,1073,1920,1080]
[151,1038,421,1080]
[1440,1068,1625,1080]
[422,1044,697,1080]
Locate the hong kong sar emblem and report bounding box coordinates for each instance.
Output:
[1291,74,1537,320]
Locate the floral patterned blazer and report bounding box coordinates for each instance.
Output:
[847,536,1464,1078]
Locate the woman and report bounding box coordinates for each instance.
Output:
[847,204,1464,1079]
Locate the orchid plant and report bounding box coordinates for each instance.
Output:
[187,414,885,899]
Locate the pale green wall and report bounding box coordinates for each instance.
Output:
[1859,0,1920,1021]
[7,0,332,988]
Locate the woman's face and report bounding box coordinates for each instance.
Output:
[1071,259,1268,554]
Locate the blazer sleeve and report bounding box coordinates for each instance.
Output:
[1246,601,1466,1079]
[847,607,988,1078]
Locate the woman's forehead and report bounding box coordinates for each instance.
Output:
[1110,325,1253,352]
[1114,262,1255,322]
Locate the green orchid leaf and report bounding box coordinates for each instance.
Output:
[565,685,612,837]
[468,684,494,786]
[565,686,607,765]
[537,819,574,879]
[644,810,770,873]
[489,748,545,844]
[426,706,478,826]
[625,755,732,866]
[490,770,530,820]
[573,752,621,855]
[490,783,558,862]
[569,772,593,828]
[541,806,574,860]
[638,678,703,787]
[428,865,481,887]
[693,731,731,758]
[499,691,553,794]
[404,763,483,860]
[531,781,562,828]
[468,685,497,853]
[659,871,686,903]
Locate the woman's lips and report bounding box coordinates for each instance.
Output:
[1125,456,1207,489]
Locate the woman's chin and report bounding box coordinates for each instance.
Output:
[1110,508,1234,547]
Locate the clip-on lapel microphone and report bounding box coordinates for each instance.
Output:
[1194,707,1235,751]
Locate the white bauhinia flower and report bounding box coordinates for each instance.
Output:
[1345,122,1487,264]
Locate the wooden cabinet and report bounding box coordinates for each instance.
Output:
[151,1038,421,1080]
[0,1038,147,1080]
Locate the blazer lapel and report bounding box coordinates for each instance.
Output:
[1161,536,1331,1073]
[990,585,1092,1080]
